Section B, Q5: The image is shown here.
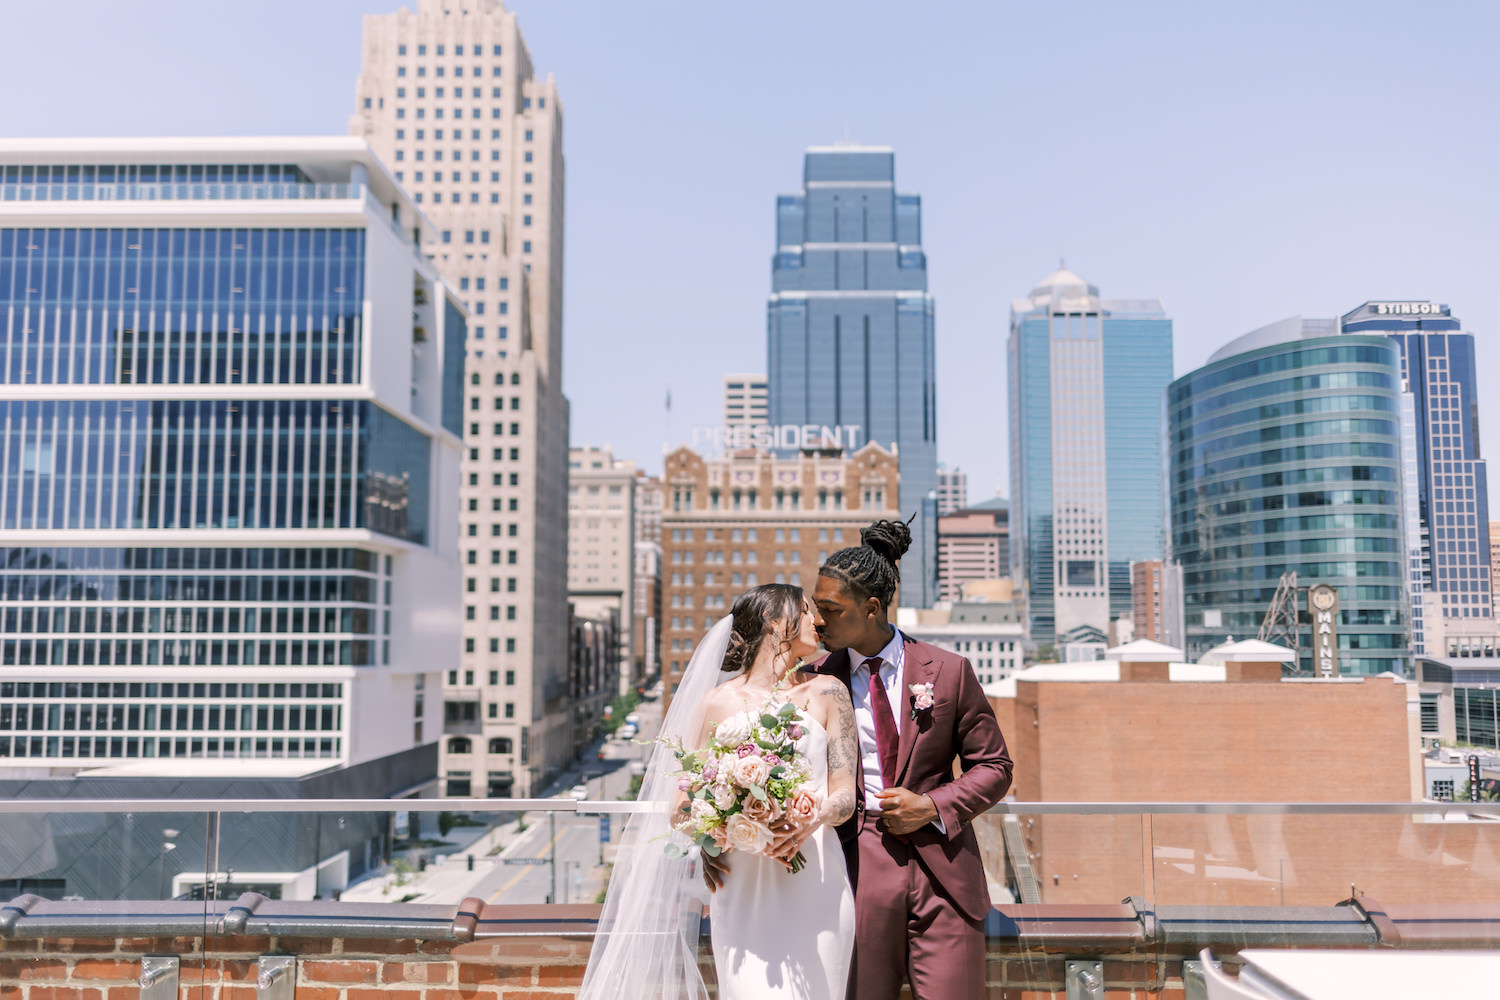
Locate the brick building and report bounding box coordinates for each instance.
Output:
[660,443,899,701]
[1130,559,1165,642]
[981,640,1500,907]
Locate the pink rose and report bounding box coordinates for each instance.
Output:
[736,743,756,758]
[708,824,729,851]
[678,775,693,791]
[763,752,781,766]
[788,789,820,828]
[788,723,804,740]
[909,682,935,712]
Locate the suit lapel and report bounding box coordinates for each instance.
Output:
[894,634,938,785]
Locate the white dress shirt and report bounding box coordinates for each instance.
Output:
[849,627,906,812]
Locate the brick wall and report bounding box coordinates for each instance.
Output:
[0,933,589,1000]
[0,930,1199,1000]
[3,896,1494,999]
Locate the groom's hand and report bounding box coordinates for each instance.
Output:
[875,787,938,836]
[701,850,729,892]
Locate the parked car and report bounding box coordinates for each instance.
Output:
[569,783,588,801]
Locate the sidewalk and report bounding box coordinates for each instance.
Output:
[341,812,530,904]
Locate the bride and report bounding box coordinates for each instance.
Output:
[579,583,858,1000]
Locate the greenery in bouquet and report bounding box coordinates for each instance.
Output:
[662,694,821,873]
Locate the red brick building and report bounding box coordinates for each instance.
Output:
[982,642,1498,907]
[660,443,900,704]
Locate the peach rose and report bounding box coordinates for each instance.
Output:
[741,792,780,824]
[724,813,774,855]
[731,754,771,788]
[788,789,820,828]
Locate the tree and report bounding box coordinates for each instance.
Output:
[1457,779,1500,803]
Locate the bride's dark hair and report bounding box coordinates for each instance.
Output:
[721,583,804,673]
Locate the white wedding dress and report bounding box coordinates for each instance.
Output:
[710,709,856,1000]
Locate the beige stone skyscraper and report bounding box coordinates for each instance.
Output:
[568,447,636,694]
[351,0,569,797]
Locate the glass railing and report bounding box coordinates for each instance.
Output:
[0,182,365,203]
[5,798,1498,909]
[5,799,1497,996]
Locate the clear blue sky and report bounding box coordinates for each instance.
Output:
[3,1,1497,506]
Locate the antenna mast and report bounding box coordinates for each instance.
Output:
[1258,571,1301,666]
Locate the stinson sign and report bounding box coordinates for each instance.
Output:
[691,423,864,453]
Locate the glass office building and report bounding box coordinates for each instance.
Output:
[0,138,465,771]
[1007,268,1173,648]
[1340,301,1491,659]
[767,147,938,606]
[1167,318,1409,675]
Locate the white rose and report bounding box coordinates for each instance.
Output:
[724,813,774,855]
[689,797,717,827]
[712,711,752,749]
[712,780,737,811]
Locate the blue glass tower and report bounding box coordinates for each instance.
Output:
[767,147,938,606]
[1007,269,1173,648]
[1341,301,1492,657]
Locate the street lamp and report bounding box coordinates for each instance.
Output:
[157,828,179,899]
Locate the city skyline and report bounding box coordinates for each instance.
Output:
[3,3,1496,508]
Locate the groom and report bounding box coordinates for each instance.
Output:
[810,519,1012,999]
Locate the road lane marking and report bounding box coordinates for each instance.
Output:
[487,823,576,902]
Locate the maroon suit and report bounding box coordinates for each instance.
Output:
[813,634,1012,999]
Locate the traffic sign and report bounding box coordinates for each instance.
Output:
[599,815,611,842]
[501,857,550,866]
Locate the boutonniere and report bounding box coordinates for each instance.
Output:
[908,682,935,720]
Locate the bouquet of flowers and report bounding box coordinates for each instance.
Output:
[663,698,820,873]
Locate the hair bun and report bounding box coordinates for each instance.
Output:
[861,518,912,566]
[721,629,748,673]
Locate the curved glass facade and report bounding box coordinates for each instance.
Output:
[1168,335,1409,675]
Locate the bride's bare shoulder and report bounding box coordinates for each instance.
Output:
[699,679,745,722]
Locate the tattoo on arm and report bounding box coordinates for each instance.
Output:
[820,683,859,826]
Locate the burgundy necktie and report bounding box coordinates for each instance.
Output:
[865,657,899,787]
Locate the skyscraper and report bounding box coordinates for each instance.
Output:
[1007,267,1173,647]
[1167,318,1408,674]
[567,446,636,693]
[351,0,570,797]
[767,146,938,606]
[722,373,768,428]
[1340,301,1493,659]
[0,138,462,785]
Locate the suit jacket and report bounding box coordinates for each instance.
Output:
[812,633,1013,922]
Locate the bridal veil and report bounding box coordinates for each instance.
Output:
[577,614,732,1000]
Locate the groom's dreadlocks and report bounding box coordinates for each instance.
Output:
[818,518,913,612]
